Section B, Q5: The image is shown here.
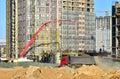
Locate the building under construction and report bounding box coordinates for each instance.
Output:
[6,0,18,59]
[112,1,120,58]
[0,40,6,57]
[96,16,112,53]
[6,0,95,58]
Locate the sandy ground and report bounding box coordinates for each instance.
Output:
[0,65,120,79]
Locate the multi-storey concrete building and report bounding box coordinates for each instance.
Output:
[96,16,112,53]
[112,1,120,57]
[84,0,95,52]
[6,0,18,58]
[0,40,6,57]
[6,0,95,58]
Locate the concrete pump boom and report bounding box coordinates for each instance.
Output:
[20,20,76,58]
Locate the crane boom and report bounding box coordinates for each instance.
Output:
[20,20,76,58]
[96,10,111,16]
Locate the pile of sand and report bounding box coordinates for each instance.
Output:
[0,65,120,79]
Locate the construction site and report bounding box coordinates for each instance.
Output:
[0,0,119,79]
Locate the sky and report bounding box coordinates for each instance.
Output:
[0,0,6,40]
[94,0,116,16]
[0,0,118,40]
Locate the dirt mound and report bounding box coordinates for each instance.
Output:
[11,66,74,79]
[73,73,101,79]
[75,65,105,76]
[0,65,119,79]
[109,74,120,79]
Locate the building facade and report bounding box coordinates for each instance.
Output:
[112,1,120,57]
[6,0,95,58]
[6,0,18,58]
[0,40,6,57]
[96,16,112,53]
[84,0,95,52]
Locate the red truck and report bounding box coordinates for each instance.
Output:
[60,56,96,67]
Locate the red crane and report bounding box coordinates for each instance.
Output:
[20,20,76,58]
